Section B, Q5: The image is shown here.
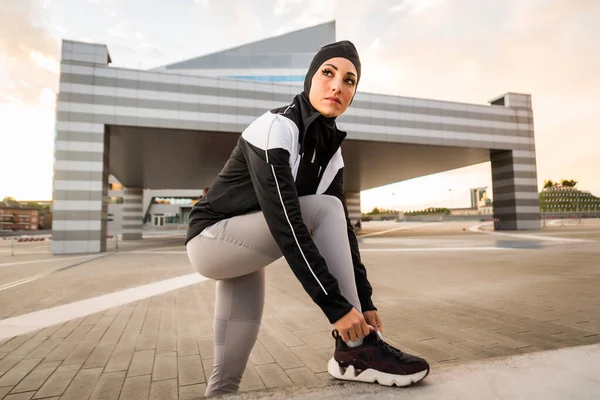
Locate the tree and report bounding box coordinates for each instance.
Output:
[561,179,578,188]
[370,207,380,215]
[2,196,19,206]
[543,180,555,189]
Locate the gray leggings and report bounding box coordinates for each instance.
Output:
[186,194,361,397]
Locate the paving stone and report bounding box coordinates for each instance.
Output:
[254,364,293,388]
[0,354,25,376]
[44,340,78,363]
[88,371,126,400]
[289,346,327,373]
[249,341,275,365]
[104,347,134,373]
[264,342,303,369]
[284,366,321,386]
[32,363,81,399]
[10,361,61,394]
[3,392,35,400]
[60,367,103,400]
[0,358,42,387]
[148,379,177,400]
[0,386,12,398]
[196,338,213,359]
[0,335,35,353]
[178,355,205,386]
[23,339,62,360]
[83,345,115,369]
[179,383,206,399]
[11,337,47,357]
[238,363,266,392]
[176,336,198,356]
[152,352,177,381]
[156,334,177,354]
[135,333,158,351]
[127,350,155,377]
[118,375,150,400]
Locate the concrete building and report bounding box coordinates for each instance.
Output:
[107,175,204,235]
[51,20,541,254]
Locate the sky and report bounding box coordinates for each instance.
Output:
[0,0,599,212]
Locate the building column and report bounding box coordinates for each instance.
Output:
[122,187,143,240]
[491,150,541,230]
[345,192,361,228]
[51,40,112,254]
[51,122,109,254]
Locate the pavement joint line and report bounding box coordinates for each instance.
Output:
[0,273,209,340]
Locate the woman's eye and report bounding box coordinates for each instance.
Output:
[322,68,333,76]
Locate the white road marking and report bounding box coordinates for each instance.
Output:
[0,273,209,340]
[0,272,53,292]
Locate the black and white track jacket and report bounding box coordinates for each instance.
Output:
[186,93,376,324]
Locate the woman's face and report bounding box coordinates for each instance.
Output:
[308,57,358,118]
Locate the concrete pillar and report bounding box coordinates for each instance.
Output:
[51,43,112,254]
[491,150,541,230]
[345,192,361,228]
[122,187,143,240]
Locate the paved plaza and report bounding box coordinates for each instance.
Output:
[0,219,599,399]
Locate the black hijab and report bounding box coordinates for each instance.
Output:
[297,40,362,154]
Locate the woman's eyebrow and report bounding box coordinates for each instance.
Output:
[324,63,356,77]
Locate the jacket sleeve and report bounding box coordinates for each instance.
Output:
[240,115,354,324]
[324,167,377,313]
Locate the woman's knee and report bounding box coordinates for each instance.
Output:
[186,235,223,279]
[300,194,345,219]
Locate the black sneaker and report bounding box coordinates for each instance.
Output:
[327,329,430,387]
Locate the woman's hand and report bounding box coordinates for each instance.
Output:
[363,310,383,334]
[333,308,373,342]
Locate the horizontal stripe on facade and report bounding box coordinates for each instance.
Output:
[493,192,540,202]
[52,230,103,241]
[492,213,541,221]
[492,184,539,197]
[491,198,541,208]
[123,206,143,212]
[491,163,538,175]
[54,160,104,172]
[55,140,105,153]
[492,170,538,182]
[55,121,104,134]
[52,220,102,230]
[52,240,102,254]
[56,111,534,150]
[56,130,105,143]
[122,216,143,222]
[60,71,530,123]
[494,205,541,215]
[492,178,538,188]
[53,210,104,221]
[491,156,537,169]
[54,180,103,191]
[53,170,104,182]
[53,200,103,212]
[53,190,103,201]
[55,150,104,163]
[57,91,531,133]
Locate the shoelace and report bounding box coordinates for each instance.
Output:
[375,336,404,359]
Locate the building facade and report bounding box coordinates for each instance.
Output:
[51,21,541,254]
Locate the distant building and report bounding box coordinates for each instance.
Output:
[0,208,40,231]
[470,187,490,209]
[107,175,205,233]
[539,186,600,211]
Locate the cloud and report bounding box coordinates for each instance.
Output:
[274,0,334,35]
[0,0,60,106]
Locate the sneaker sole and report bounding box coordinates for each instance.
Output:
[327,357,429,387]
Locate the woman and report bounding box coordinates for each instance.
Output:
[186,40,430,397]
